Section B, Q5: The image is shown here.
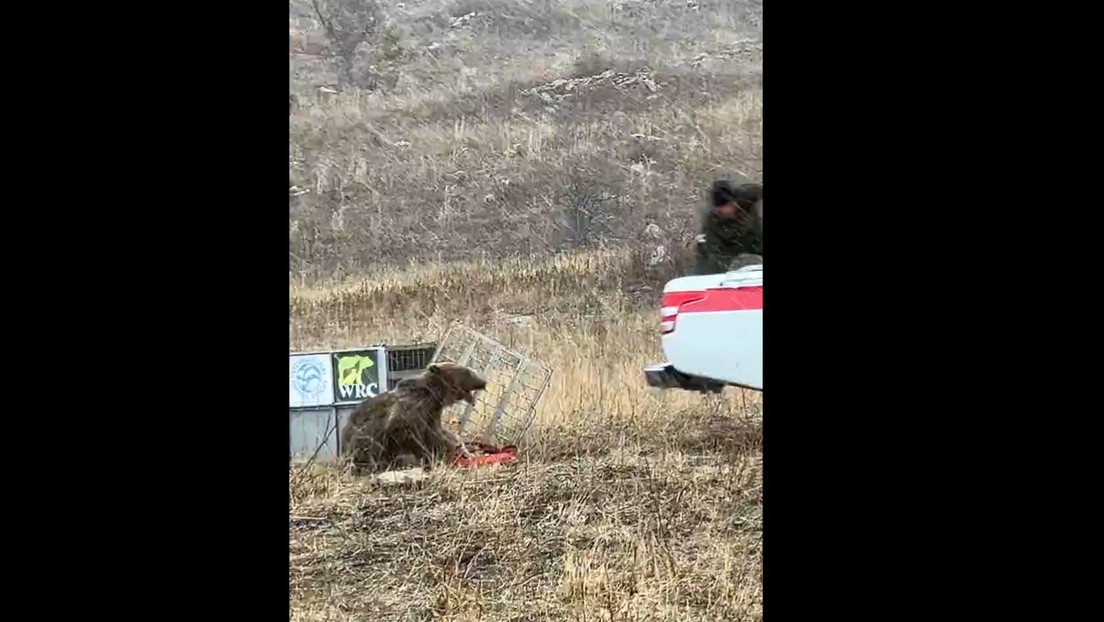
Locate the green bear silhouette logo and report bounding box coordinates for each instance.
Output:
[337,355,374,386]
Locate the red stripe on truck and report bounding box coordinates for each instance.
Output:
[660,290,707,335]
[679,287,763,314]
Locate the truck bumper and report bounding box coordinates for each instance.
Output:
[643,363,726,394]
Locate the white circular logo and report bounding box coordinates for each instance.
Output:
[291,358,327,402]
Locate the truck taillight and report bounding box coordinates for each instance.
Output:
[660,290,705,334]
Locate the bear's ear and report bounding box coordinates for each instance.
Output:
[428,363,441,374]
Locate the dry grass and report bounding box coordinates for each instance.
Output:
[290,253,763,621]
[290,0,762,282]
[290,0,763,619]
[291,444,761,621]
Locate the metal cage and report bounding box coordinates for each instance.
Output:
[430,322,552,445]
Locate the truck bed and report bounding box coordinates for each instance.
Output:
[644,265,762,392]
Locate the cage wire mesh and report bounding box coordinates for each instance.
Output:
[431,322,552,445]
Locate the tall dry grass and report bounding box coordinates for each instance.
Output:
[290,1,763,619]
[290,250,762,620]
[290,0,762,282]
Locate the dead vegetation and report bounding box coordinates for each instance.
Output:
[290,405,762,621]
[290,253,763,621]
[290,0,763,619]
[289,0,762,282]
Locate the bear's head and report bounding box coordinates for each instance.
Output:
[426,362,487,406]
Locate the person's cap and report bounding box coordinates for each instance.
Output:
[710,180,737,207]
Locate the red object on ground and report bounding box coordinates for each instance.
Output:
[451,444,518,468]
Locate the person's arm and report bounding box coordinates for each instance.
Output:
[695,231,709,263]
[745,229,763,256]
[695,229,725,274]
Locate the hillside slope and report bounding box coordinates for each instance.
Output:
[290,0,762,281]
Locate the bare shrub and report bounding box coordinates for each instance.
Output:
[310,0,401,89]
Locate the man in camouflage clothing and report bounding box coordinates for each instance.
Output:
[693,178,763,275]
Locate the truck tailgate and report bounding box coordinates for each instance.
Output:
[661,267,762,390]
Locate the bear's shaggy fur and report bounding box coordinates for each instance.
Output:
[339,362,488,472]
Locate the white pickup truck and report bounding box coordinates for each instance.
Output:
[643,264,762,393]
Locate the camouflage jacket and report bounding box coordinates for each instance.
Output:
[695,209,762,274]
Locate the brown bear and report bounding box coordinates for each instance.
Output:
[338,362,488,472]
